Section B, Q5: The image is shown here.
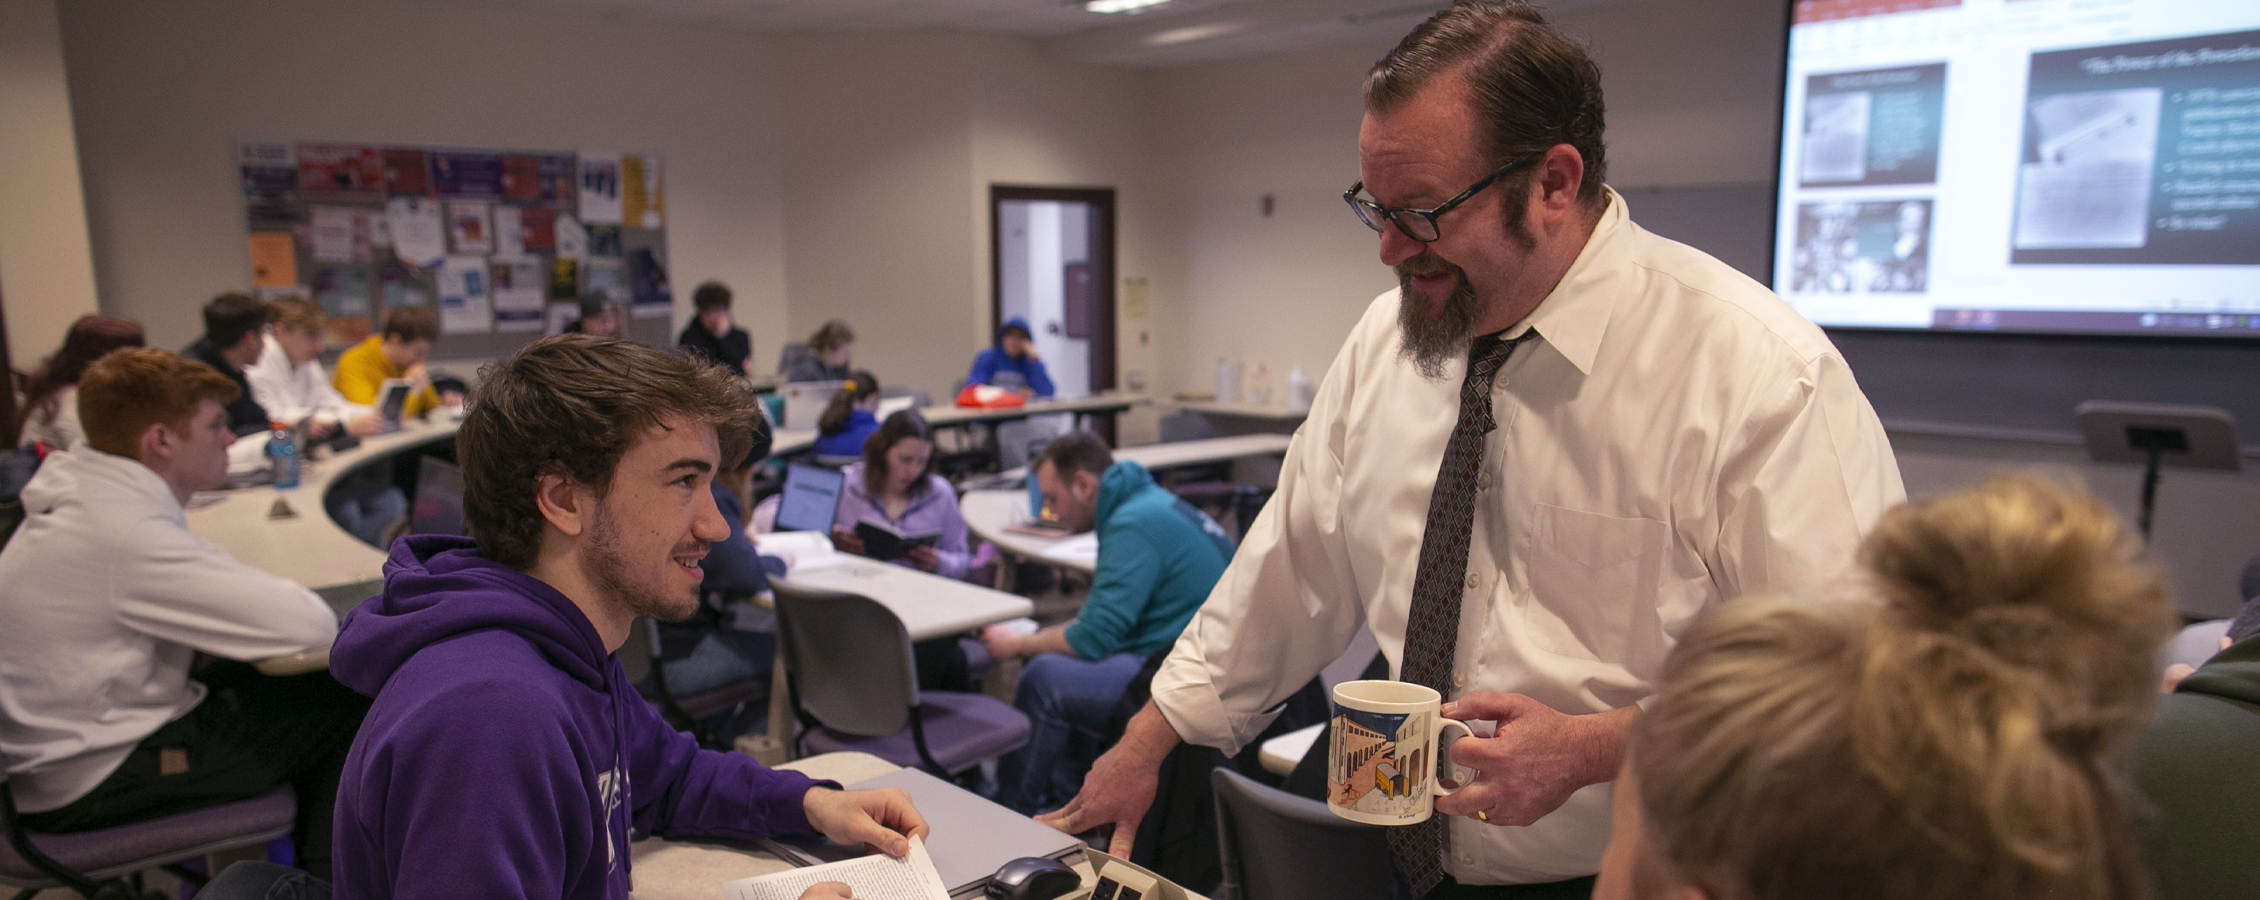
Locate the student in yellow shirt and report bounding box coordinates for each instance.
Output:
[333,307,457,418]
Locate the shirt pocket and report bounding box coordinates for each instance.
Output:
[1521,504,1668,663]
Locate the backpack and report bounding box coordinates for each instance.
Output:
[0,441,51,551]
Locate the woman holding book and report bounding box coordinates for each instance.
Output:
[829,410,971,580]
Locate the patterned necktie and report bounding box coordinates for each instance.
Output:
[1387,329,1532,898]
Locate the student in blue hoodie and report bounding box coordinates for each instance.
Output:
[328,335,927,899]
[980,431,1234,814]
[965,317,1055,398]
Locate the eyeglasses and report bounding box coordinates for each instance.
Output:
[1343,154,1542,243]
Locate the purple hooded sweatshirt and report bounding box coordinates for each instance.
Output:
[329,536,830,899]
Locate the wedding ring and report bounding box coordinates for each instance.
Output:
[1476,810,1490,822]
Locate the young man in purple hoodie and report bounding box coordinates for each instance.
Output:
[328,335,926,899]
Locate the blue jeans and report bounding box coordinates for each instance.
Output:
[325,470,407,548]
[994,652,1147,815]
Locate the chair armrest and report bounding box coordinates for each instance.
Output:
[253,649,331,676]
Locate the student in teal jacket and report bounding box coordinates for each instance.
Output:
[983,431,1233,814]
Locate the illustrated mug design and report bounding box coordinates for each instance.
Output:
[1326,680,1477,825]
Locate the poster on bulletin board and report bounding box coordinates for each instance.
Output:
[235,140,669,350]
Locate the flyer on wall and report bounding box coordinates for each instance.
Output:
[437,255,494,334]
[578,151,623,224]
[385,197,446,269]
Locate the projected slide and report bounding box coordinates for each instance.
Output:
[1774,1,2260,337]
[2013,30,2260,265]
[1801,64,1946,188]
[1792,200,1932,294]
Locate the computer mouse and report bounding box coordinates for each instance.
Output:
[986,855,1081,900]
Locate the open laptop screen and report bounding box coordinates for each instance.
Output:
[774,463,845,535]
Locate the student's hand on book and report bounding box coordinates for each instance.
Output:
[904,545,939,572]
[797,883,854,900]
[803,786,929,859]
[830,527,868,557]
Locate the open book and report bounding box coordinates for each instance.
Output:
[854,519,942,563]
[724,836,949,900]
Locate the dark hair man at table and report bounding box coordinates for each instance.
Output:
[181,291,274,437]
[981,430,1234,815]
[679,280,753,377]
[0,348,360,877]
[1041,3,1904,898]
[328,335,923,899]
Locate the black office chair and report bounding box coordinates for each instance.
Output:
[1211,767,1395,900]
[771,582,1028,776]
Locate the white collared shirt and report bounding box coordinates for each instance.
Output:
[0,447,337,811]
[1151,189,1905,884]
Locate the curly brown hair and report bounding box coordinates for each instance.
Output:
[458,335,759,569]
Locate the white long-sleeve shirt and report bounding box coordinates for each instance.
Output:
[243,333,368,427]
[1151,189,1906,884]
[0,446,337,812]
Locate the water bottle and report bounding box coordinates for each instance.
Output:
[1286,365,1314,412]
[266,422,299,490]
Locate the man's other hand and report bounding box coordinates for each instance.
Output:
[1433,692,1635,826]
[1033,701,1180,857]
[802,787,928,858]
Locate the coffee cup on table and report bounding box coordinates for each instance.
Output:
[1325,680,1477,825]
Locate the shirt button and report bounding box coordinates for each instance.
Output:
[1452,673,1466,690]
[1477,472,1492,491]
[1465,571,1480,589]
[1461,856,1475,866]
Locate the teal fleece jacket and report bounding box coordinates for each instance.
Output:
[1062,461,1235,661]
[2127,631,2260,900]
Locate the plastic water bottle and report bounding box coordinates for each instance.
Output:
[1286,366,1314,412]
[266,422,299,491]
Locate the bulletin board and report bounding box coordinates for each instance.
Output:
[235,140,672,357]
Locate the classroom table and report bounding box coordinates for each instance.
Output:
[961,433,1297,578]
[629,751,1177,900]
[187,418,459,601]
[919,392,1144,429]
[1156,399,1310,424]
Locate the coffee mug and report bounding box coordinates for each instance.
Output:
[1326,680,1477,825]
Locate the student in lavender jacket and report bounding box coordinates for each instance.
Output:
[327,335,925,900]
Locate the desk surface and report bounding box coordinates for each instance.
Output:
[920,392,1144,427]
[1160,399,1309,422]
[772,552,1033,640]
[631,751,1146,900]
[186,419,458,596]
[965,434,1295,574]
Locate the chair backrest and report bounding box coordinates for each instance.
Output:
[1158,411,1220,443]
[776,342,813,377]
[772,582,918,737]
[1211,767,1395,900]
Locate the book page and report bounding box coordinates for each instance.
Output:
[724,837,948,900]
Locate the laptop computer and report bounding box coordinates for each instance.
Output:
[779,380,845,431]
[375,378,415,431]
[759,767,1086,898]
[774,463,846,535]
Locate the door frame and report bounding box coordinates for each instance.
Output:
[988,185,1118,397]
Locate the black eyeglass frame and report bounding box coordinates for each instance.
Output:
[1342,153,1545,243]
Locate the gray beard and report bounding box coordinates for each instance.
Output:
[1396,268,1481,380]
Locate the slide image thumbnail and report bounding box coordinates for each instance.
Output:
[2014,88,2162,250]
[2012,29,2260,265]
[1800,63,1947,187]
[1791,199,1931,294]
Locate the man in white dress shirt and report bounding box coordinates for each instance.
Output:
[1041,3,1905,897]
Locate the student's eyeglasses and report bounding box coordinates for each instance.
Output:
[1342,153,1543,243]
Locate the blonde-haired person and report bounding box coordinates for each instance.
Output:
[244,297,381,442]
[788,319,855,383]
[1595,474,2173,900]
[0,349,360,877]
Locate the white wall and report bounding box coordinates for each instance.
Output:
[54,0,788,365]
[0,0,101,370]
